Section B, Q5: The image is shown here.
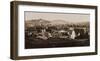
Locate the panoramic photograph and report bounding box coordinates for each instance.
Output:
[25,11,90,49]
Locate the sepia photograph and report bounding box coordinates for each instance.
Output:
[25,11,90,49]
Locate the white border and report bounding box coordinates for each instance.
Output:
[18,5,95,56]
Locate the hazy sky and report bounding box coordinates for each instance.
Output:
[25,11,90,23]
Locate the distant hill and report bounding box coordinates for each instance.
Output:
[25,19,89,27]
[50,20,68,25]
[25,19,50,27]
[26,19,50,24]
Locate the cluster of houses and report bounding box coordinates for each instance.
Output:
[25,26,89,40]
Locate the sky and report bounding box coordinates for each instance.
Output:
[25,11,90,23]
